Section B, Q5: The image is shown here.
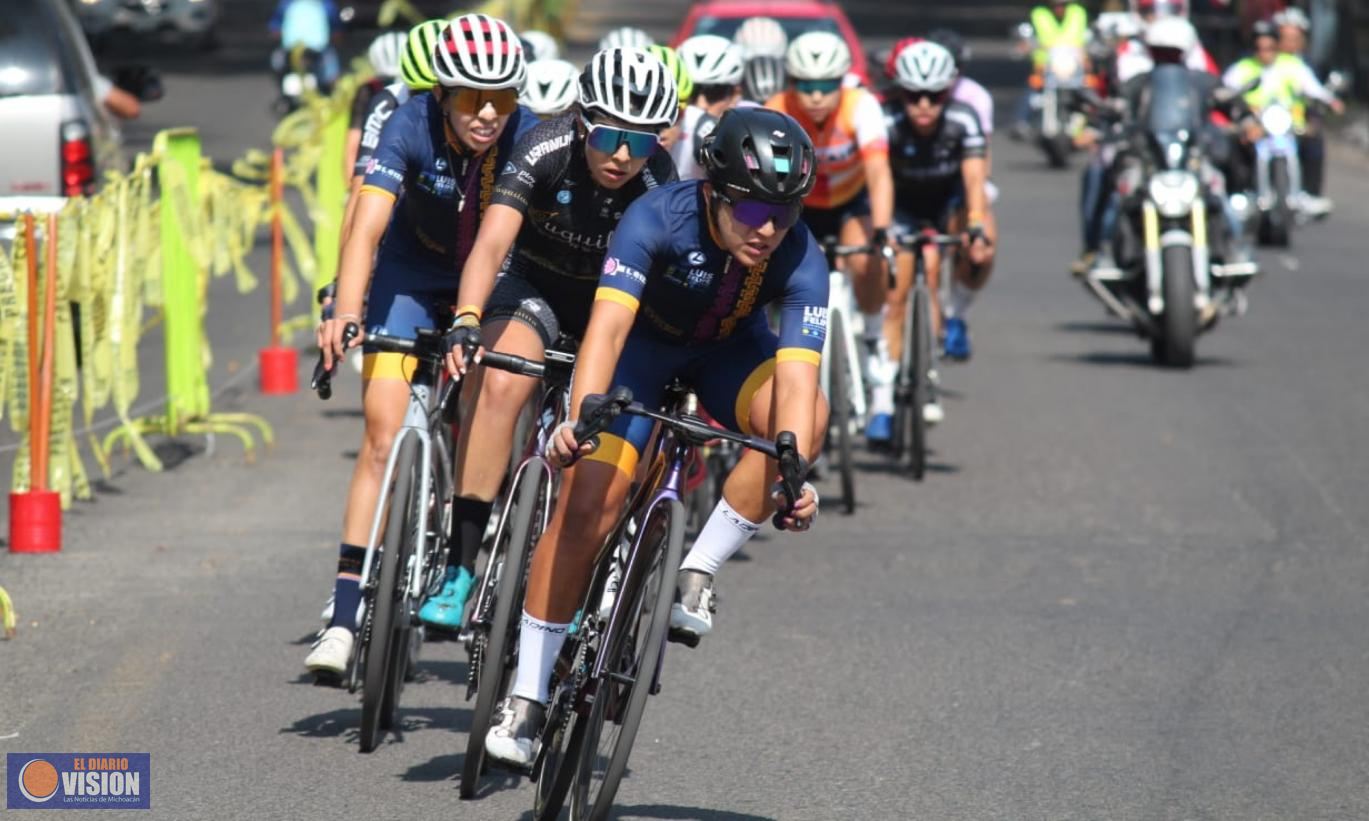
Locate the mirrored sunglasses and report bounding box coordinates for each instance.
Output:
[448,87,519,116]
[582,118,661,158]
[793,78,842,95]
[719,192,804,230]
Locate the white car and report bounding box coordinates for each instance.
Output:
[1,0,129,238]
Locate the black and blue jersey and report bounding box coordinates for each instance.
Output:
[595,180,830,363]
[360,93,534,274]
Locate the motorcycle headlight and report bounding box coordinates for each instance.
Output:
[1050,48,1081,81]
[1261,106,1293,136]
[1149,171,1200,218]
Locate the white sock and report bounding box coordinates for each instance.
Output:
[947,281,976,320]
[870,382,895,416]
[680,498,761,576]
[511,611,569,704]
[860,311,886,349]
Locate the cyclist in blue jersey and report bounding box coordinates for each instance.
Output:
[481,108,827,767]
[420,48,680,631]
[304,14,532,680]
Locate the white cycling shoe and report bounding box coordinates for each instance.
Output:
[485,697,544,768]
[306,626,353,678]
[923,402,945,426]
[668,570,716,643]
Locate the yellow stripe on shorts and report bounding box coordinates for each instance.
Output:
[734,358,776,437]
[583,433,640,477]
[362,352,417,381]
[359,185,397,201]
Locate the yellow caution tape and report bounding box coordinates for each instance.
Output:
[0,585,15,639]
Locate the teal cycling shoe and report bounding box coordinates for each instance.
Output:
[419,566,475,630]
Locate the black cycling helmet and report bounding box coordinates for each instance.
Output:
[698,108,816,203]
[1251,19,1278,43]
[927,28,968,69]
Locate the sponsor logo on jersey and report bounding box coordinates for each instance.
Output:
[801,305,829,337]
[602,256,646,284]
[525,132,574,165]
[557,189,572,204]
[687,250,707,266]
[417,171,456,198]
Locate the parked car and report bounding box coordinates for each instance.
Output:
[672,0,870,84]
[71,0,219,50]
[1,0,133,237]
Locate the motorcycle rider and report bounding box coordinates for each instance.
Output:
[269,0,344,93]
[1014,0,1090,137]
[1223,21,1343,218]
[1274,7,1343,215]
[1102,18,1254,274]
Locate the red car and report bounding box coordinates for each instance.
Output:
[671,0,870,84]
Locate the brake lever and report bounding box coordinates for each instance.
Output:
[770,431,806,530]
[312,321,358,400]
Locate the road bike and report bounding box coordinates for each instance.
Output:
[818,238,872,514]
[312,326,455,752]
[460,340,576,799]
[886,234,960,481]
[529,384,805,821]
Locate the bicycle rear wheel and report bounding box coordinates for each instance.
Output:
[359,435,418,753]
[461,464,546,799]
[828,309,856,514]
[570,499,685,821]
[909,285,932,481]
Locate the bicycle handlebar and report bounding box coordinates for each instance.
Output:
[572,389,808,529]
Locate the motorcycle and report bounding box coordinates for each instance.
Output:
[272,45,325,115]
[1251,100,1299,247]
[1084,65,1258,368]
[1013,24,1088,167]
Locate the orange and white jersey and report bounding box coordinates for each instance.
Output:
[765,87,888,210]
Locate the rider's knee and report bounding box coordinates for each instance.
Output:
[361,426,398,476]
[477,367,534,416]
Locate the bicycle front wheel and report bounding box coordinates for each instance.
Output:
[359,435,418,753]
[461,464,547,799]
[828,309,856,513]
[905,285,931,481]
[570,499,685,820]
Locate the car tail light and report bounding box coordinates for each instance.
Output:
[60,120,95,197]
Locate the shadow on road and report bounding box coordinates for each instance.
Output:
[1049,351,1242,369]
[569,805,778,821]
[1055,319,1138,336]
[403,752,523,796]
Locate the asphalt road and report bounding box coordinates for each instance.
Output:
[5,47,1369,821]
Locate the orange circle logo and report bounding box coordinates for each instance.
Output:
[18,759,60,802]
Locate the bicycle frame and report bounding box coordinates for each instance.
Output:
[468,375,570,628]
[820,270,869,423]
[356,359,452,617]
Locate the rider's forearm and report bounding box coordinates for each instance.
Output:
[454,204,522,318]
[335,196,388,318]
[962,157,989,223]
[865,156,895,230]
[569,301,636,421]
[773,361,819,459]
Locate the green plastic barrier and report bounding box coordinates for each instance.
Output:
[312,106,349,304]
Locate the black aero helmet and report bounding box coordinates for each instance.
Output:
[698,108,816,203]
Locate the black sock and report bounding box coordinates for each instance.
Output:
[453,497,495,574]
[328,543,367,631]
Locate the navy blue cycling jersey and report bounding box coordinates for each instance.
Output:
[361,93,534,272]
[595,180,830,364]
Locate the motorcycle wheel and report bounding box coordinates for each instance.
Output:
[1044,134,1070,168]
[1267,157,1293,248]
[1152,246,1197,369]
